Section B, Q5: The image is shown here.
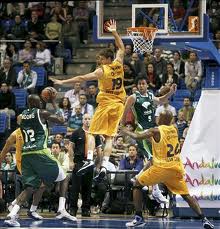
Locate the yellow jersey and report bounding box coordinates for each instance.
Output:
[14,128,23,174]
[152,125,183,169]
[97,60,126,104]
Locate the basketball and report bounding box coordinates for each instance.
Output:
[41,87,57,102]
[159,85,171,96]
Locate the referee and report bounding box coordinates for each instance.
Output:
[69,113,102,217]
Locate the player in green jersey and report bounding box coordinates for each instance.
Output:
[121,76,177,204]
[4,95,77,227]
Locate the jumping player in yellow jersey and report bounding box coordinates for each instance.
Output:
[0,128,46,221]
[121,110,214,229]
[51,19,126,180]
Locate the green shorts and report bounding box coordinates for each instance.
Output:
[21,149,61,189]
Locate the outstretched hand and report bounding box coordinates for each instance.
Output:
[105,19,117,32]
[50,77,63,85]
[170,83,177,94]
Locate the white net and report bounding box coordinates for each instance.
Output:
[127,27,157,54]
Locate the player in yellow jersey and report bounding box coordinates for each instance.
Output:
[0,128,46,221]
[121,110,214,229]
[51,19,126,180]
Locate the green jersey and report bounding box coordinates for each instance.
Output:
[132,91,156,130]
[20,108,48,153]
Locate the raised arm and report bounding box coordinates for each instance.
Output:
[106,19,125,63]
[50,68,103,86]
[0,131,16,163]
[121,94,136,126]
[154,84,177,105]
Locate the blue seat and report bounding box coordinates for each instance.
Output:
[170,101,183,112]
[32,67,47,86]
[194,90,201,101]
[173,89,191,101]
[179,78,187,89]
[0,113,7,133]
[51,125,67,135]
[12,88,28,109]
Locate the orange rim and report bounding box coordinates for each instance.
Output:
[127,27,158,39]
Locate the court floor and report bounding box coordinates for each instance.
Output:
[0,217,218,228]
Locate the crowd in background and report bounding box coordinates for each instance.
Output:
[0,0,219,216]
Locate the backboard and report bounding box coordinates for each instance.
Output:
[93,0,208,44]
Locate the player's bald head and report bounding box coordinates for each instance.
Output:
[28,94,41,109]
[158,110,173,126]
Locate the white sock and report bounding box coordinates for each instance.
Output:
[8,204,20,218]
[102,156,109,168]
[30,205,37,212]
[58,197,66,212]
[152,184,161,194]
[11,199,17,206]
[87,150,94,160]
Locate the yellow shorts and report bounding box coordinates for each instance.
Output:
[138,165,189,195]
[89,101,124,137]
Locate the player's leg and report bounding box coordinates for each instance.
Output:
[77,133,96,176]
[94,136,113,181]
[181,195,214,229]
[27,185,45,220]
[164,170,214,229]
[126,166,164,227]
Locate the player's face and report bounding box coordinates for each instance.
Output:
[137,80,148,94]
[99,55,111,65]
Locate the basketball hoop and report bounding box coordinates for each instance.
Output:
[127,27,158,54]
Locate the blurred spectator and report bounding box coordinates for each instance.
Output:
[45,15,62,43]
[143,53,154,67]
[18,40,35,64]
[214,30,220,40]
[50,2,67,23]
[155,100,177,125]
[90,54,101,72]
[185,51,202,96]
[74,1,89,44]
[27,11,45,38]
[0,82,16,129]
[112,136,127,161]
[176,111,188,139]
[183,120,191,139]
[53,133,64,147]
[130,53,146,77]
[123,122,137,146]
[6,3,25,17]
[179,137,185,151]
[33,41,51,70]
[28,2,45,18]
[152,48,167,85]
[68,105,83,133]
[17,61,37,94]
[28,30,45,42]
[107,42,117,57]
[70,113,102,217]
[162,62,179,87]
[123,62,136,95]
[172,51,185,79]
[124,44,133,62]
[119,144,143,172]
[51,142,70,173]
[71,93,94,117]
[7,15,27,40]
[86,84,98,108]
[64,82,84,107]
[146,63,160,91]
[59,97,72,123]
[5,44,19,65]
[172,0,185,26]
[87,1,96,30]
[179,97,195,122]
[0,59,17,89]
[61,14,79,58]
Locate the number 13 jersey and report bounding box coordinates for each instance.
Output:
[20,108,48,153]
[97,60,126,104]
